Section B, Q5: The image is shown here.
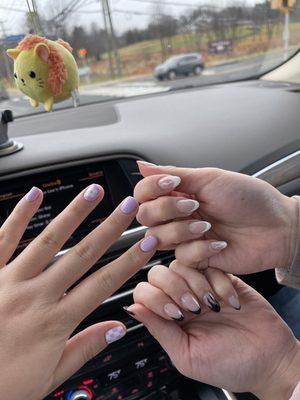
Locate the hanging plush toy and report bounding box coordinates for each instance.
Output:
[7,35,79,112]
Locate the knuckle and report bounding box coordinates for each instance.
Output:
[74,242,98,264]
[126,246,143,267]
[82,341,98,364]
[147,264,165,282]
[95,269,114,296]
[133,281,148,301]
[38,230,60,251]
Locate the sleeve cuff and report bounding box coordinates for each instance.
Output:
[276,196,300,289]
[290,381,300,400]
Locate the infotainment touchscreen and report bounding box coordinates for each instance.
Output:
[0,162,116,255]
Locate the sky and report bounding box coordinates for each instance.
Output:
[0,0,265,36]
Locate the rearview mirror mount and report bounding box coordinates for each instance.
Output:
[0,110,23,157]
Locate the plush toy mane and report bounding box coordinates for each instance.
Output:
[17,35,73,95]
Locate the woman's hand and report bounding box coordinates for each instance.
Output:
[0,185,158,400]
[128,263,300,399]
[134,162,298,274]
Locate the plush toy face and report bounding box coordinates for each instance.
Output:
[8,43,52,103]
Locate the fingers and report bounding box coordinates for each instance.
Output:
[133,281,185,321]
[0,187,43,266]
[204,268,241,310]
[42,196,140,295]
[137,161,220,194]
[175,239,227,268]
[146,220,211,250]
[13,184,104,279]
[50,322,126,393]
[170,261,240,311]
[134,174,182,203]
[150,263,220,314]
[137,196,200,227]
[148,265,202,315]
[60,235,158,323]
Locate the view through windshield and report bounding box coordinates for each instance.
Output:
[0,0,300,116]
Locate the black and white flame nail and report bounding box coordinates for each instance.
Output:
[203,293,221,313]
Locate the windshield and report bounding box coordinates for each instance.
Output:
[1,0,300,116]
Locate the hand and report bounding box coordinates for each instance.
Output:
[0,185,158,400]
[134,162,299,274]
[127,263,300,399]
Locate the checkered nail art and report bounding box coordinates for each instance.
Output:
[105,326,126,344]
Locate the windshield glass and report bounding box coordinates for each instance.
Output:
[1,0,300,116]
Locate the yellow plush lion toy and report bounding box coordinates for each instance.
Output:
[7,35,79,112]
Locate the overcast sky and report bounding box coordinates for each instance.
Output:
[0,0,265,36]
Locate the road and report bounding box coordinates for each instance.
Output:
[1,51,291,118]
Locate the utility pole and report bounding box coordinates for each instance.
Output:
[101,0,115,78]
[0,21,12,79]
[105,0,122,76]
[283,10,290,61]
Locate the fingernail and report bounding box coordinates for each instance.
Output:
[158,175,181,190]
[210,241,228,251]
[123,306,136,317]
[177,199,200,213]
[229,295,241,310]
[189,221,211,235]
[181,293,201,314]
[120,196,138,214]
[203,293,221,312]
[138,160,156,167]
[164,303,184,320]
[83,184,102,202]
[140,235,158,252]
[25,186,41,202]
[105,326,126,344]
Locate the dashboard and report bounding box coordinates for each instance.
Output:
[1,79,300,400]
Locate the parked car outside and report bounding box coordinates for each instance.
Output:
[154,53,205,80]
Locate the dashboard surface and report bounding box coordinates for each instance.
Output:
[1,80,300,177]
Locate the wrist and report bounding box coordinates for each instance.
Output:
[254,341,300,400]
[281,196,299,269]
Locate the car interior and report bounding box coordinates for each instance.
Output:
[1,1,300,399]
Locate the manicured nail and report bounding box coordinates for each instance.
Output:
[164,303,184,320]
[105,326,126,344]
[210,241,228,251]
[229,295,241,310]
[181,293,201,314]
[83,184,102,202]
[25,186,41,202]
[120,196,138,214]
[138,160,156,167]
[177,199,200,213]
[189,221,211,235]
[158,175,181,190]
[140,235,158,252]
[203,293,221,312]
[123,306,136,317]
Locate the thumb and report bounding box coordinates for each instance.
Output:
[50,321,126,393]
[125,303,187,364]
[137,161,218,194]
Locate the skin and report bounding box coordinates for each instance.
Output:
[129,269,300,399]
[134,162,299,274]
[0,185,157,400]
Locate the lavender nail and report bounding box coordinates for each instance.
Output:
[140,235,158,252]
[229,295,241,310]
[105,326,126,344]
[83,184,102,202]
[120,196,138,214]
[25,187,41,202]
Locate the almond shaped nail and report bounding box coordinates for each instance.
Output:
[164,303,184,320]
[158,175,181,190]
[177,199,200,213]
[203,293,221,312]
